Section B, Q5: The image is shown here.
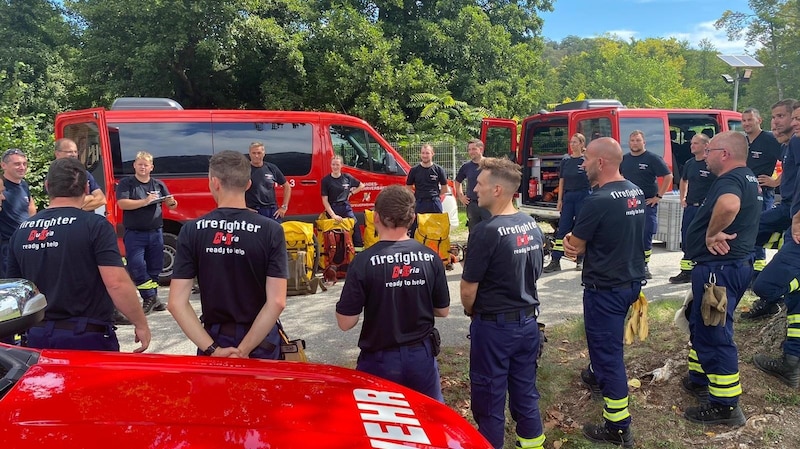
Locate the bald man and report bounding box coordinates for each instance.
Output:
[681,131,760,427]
[563,137,645,447]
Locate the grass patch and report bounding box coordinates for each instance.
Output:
[438,297,800,448]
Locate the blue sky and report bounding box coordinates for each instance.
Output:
[541,0,756,54]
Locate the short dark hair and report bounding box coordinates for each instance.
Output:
[772,98,798,113]
[374,185,415,229]
[479,157,522,191]
[209,150,251,190]
[47,158,87,198]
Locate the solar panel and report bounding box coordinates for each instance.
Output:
[717,54,764,68]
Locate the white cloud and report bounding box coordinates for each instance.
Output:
[601,29,639,41]
[668,20,756,54]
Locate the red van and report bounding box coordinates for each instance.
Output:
[55,98,414,281]
[481,99,743,224]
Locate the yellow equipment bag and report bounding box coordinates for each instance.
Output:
[363,209,379,249]
[414,212,451,264]
[281,221,316,280]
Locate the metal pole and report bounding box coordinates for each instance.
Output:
[733,68,740,112]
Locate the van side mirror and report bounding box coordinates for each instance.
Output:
[384,153,398,174]
[0,279,47,339]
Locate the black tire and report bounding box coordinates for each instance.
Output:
[159,232,178,286]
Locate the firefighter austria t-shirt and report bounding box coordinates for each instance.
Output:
[173,208,288,324]
[336,239,449,352]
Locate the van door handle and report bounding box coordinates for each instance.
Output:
[300,180,317,185]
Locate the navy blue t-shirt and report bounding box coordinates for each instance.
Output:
[245,162,287,209]
[0,178,31,240]
[684,167,761,262]
[116,176,171,231]
[620,151,671,199]
[8,207,123,322]
[572,180,645,287]
[173,208,288,325]
[462,212,543,314]
[782,136,800,210]
[681,158,716,205]
[406,164,448,200]
[559,156,590,192]
[455,160,481,201]
[747,131,782,177]
[336,239,449,352]
[321,173,360,204]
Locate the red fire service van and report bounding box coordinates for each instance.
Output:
[55,97,417,281]
[481,99,743,224]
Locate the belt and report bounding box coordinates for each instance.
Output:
[206,322,276,352]
[695,257,753,269]
[583,281,643,291]
[689,202,701,207]
[479,306,537,322]
[331,201,347,206]
[384,340,426,351]
[32,320,109,333]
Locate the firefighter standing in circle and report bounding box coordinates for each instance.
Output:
[168,151,288,359]
[563,137,645,448]
[8,158,151,351]
[321,155,365,247]
[455,139,491,232]
[619,130,673,279]
[116,151,177,315]
[336,185,450,400]
[680,131,760,427]
[245,142,292,222]
[461,157,546,449]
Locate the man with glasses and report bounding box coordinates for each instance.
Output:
[681,131,760,427]
[54,138,107,212]
[0,148,37,278]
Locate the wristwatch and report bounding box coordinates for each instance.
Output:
[201,343,218,356]
[280,205,288,210]
[655,194,662,199]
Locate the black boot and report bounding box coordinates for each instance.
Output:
[753,353,800,388]
[684,403,746,427]
[582,423,633,448]
[142,296,157,314]
[152,298,167,312]
[113,309,132,325]
[740,298,780,320]
[581,367,603,402]
[681,376,709,404]
[669,270,692,284]
[543,259,561,273]
[644,264,652,279]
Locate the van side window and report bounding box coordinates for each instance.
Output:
[619,118,666,158]
[110,122,213,176]
[62,122,105,191]
[212,122,312,176]
[577,118,612,144]
[330,125,406,176]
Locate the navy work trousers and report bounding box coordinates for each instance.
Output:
[469,311,543,449]
[26,318,119,351]
[202,323,281,360]
[124,228,163,300]
[688,258,751,406]
[357,337,443,402]
[552,190,589,261]
[584,283,640,431]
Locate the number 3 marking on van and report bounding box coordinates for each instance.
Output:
[288,179,295,187]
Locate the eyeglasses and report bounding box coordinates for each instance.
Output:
[2,148,24,161]
[704,148,726,155]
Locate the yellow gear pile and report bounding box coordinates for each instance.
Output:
[624,292,649,345]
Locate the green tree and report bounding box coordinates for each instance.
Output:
[408,91,489,141]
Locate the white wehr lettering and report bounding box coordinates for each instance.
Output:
[353,389,431,447]
[610,187,644,200]
[195,219,261,234]
[496,221,539,237]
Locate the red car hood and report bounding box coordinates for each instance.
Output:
[1,348,488,449]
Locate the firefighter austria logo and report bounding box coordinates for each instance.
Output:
[627,197,640,209]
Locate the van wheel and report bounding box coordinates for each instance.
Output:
[159,232,178,285]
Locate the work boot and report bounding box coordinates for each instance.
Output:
[740,298,780,320]
[644,264,652,279]
[669,270,692,284]
[582,423,633,448]
[753,353,800,388]
[113,309,132,326]
[152,298,167,312]
[142,296,157,314]
[684,403,746,427]
[581,367,603,402]
[681,376,709,404]
[543,259,561,273]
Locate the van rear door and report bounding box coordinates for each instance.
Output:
[54,109,115,222]
[480,118,518,161]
